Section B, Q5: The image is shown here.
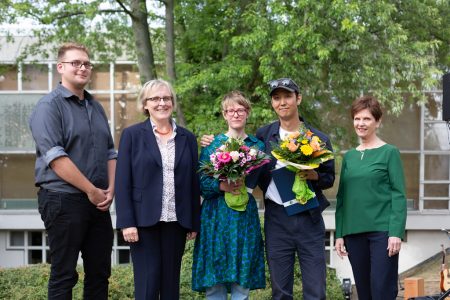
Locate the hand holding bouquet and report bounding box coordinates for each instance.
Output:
[199,137,271,211]
[271,124,334,204]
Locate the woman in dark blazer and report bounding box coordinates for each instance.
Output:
[115,79,201,300]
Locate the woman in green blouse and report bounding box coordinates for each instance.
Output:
[335,95,407,299]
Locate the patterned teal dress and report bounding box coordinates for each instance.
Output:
[192,134,266,292]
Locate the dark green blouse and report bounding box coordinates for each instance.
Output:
[335,144,407,239]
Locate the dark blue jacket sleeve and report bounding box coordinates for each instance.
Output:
[114,128,136,229]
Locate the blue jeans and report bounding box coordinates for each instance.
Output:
[206,283,250,300]
[38,189,113,300]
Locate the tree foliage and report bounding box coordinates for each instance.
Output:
[175,0,450,143]
[1,0,449,145]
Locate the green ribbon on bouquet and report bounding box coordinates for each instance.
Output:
[224,184,249,211]
[292,173,316,205]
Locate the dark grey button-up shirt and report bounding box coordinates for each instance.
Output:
[29,84,117,193]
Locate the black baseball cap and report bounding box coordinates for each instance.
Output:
[268,78,300,96]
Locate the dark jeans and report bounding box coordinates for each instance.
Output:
[38,189,113,300]
[344,231,399,300]
[264,200,326,300]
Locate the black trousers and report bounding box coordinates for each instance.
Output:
[344,231,399,300]
[264,200,326,300]
[130,222,187,300]
[38,189,113,300]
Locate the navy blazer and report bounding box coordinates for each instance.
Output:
[115,120,201,232]
[256,118,335,214]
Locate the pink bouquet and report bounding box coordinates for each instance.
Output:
[199,137,271,211]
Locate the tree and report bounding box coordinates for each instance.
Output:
[127,0,157,82]
[1,0,449,144]
[1,1,135,62]
[161,0,186,125]
[1,0,188,124]
[175,0,450,143]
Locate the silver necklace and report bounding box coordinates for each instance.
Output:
[358,149,365,160]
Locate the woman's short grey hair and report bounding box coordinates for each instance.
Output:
[139,79,177,117]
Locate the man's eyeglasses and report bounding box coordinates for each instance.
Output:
[146,96,173,103]
[268,78,295,89]
[224,108,247,117]
[60,60,94,70]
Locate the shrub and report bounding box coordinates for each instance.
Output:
[0,240,343,299]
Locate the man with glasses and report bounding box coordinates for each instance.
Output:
[256,78,334,300]
[29,42,116,299]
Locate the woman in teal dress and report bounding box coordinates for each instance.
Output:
[334,95,407,299]
[192,91,265,299]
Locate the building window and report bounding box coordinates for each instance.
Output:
[7,230,49,264]
[22,64,48,91]
[0,94,40,151]
[87,64,110,90]
[0,154,38,209]
[9,230,24,247]
[113,93,140,145]
[422,92,450,211]
[114,64,140,91]
[6,230,336,267]
[0,65,18,90]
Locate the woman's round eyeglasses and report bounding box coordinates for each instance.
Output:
[224,108,247,116]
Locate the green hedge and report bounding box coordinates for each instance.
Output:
[0,239,344,299]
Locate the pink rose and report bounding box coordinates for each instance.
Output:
[217,152,231,163]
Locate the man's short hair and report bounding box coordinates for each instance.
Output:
[57,42,90,61]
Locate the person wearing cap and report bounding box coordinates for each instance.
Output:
[200,78,334,299]
[255,78,334,300]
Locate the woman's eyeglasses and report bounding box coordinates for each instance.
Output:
[224,108,247,116]
[60,60,94,70]
[145,96,173,103]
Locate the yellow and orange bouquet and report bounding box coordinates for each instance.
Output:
[271,124,334,204]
